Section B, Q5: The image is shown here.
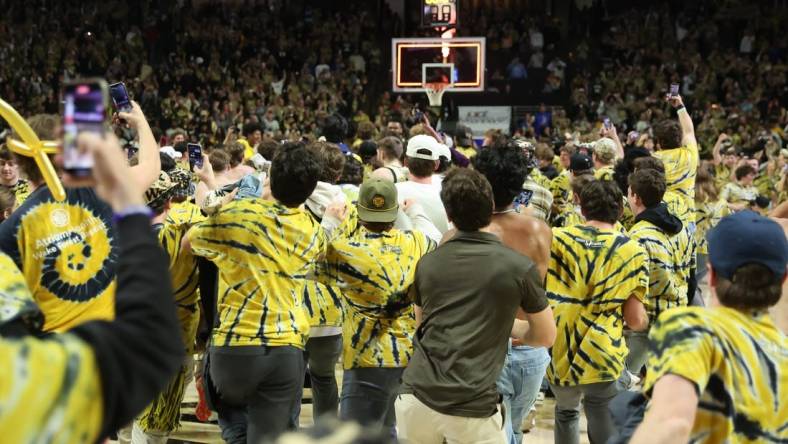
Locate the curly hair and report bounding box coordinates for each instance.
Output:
[338,154,364,186]
[440,168,494,231]
[270,142,321,206]
[472,139,530,210]
[579,179,623,224]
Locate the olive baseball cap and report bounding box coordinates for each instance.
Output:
[358,178,399,223]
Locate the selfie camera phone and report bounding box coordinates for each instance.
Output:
[188,143,203,170]
[603,118,612,129]
[670,83,680,97]
[63,79,109,177]
[109,82,132,112]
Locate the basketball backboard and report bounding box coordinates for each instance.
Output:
[392,37,485,93]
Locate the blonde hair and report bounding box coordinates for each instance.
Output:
[695,162,718,203]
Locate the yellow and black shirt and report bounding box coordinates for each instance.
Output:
[0,187,117,332]
[694,199,729,255]
[594,165,615,182]
[188,198,326,348]
[156,222,201,352]
[166,200,206,227]
[627,207,686,322]
[0,179,31,206]
[720,182,759,206]
[550,170,571,211]
[644,307,788,443]
[654,143,699,212]
[314,226,435,368]
[546,225,649,386]
[714,164,733,190]
[663,190,696,296]
[0,250,103,442]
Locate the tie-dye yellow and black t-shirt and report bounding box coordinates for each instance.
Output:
[644,307,788,443]
[313,227,435,369]
[663,190,696,296]
[546,225,649,386]
[0,255,103,442]
[0,187,116,332]
[594,165,615,182]
[654,144,699,212]
[155,222,201,352]
[550,170,571,210]
[0,179,31,206]
[188,198,326,348]
[627,220,686,322]
[166,200,206,226]
[694,199,729,255]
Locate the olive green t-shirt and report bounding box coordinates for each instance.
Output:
[401,231,548,418]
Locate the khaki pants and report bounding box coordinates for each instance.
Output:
[395,393,506,444]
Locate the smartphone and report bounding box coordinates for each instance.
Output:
[187,143,203,170]
[109,82,132,112]
[669,83,680,97]
[126,145,138,160]
[603,117,612,129]
[62,79,109,177]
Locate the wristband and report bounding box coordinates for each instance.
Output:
[676,106,687,113]
[112,205,153,224]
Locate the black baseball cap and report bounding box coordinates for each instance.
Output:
[569,153,593,172]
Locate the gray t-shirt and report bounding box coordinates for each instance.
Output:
[401,231,548,418]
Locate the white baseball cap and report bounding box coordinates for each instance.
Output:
[406,135,439,160]
[435,143,451,160]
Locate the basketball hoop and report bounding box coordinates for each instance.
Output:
[424,82,449,107]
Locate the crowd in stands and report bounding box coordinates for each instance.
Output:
[0,0,399,149]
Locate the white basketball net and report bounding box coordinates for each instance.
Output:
[424,83,449,107]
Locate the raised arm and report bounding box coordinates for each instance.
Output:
[712,133,729,166]
[66,132,183,439]
[120,101,161,192]
[667,94,697,148]
[601,123,625,160]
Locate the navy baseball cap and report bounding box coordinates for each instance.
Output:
[570,153,593,172]
[707,210,788,280]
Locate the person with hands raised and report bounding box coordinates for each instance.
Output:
[115,100,162,192]
[652,93,699,221]
[0,131,183,443]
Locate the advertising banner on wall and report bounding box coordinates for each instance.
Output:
[457,106,512,137]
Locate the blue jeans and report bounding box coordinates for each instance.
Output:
[496,346,550,444]
[340,367,403,436]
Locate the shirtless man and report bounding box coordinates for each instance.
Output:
[458,137,553,444]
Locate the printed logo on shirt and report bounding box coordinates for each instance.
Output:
[25,203,116,302]
[513,190,534,209]
[50,209,70,228]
